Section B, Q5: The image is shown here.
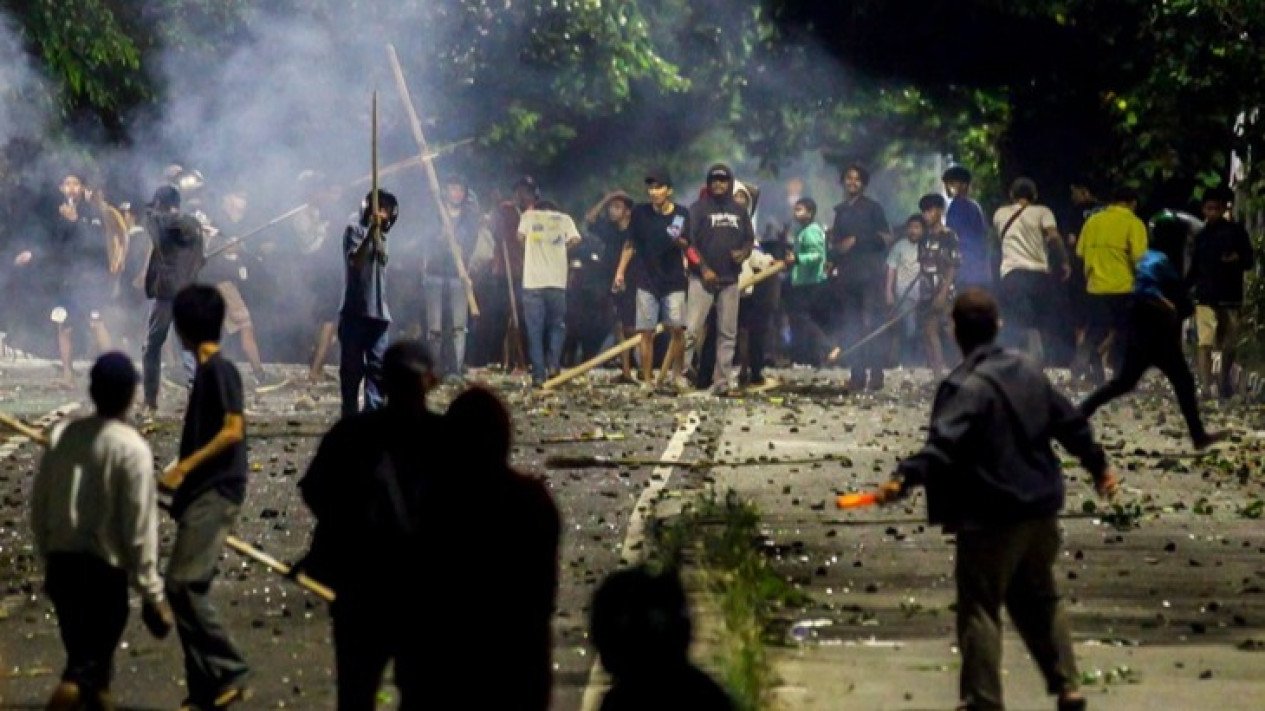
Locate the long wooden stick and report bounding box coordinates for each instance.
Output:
[542,261,787,390]
[0,411,336,602]
[202,146,471,261]
[386,44,480,317]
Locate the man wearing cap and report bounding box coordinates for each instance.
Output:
[140,185,204,412]
[686,164,757,395]
[613,169,691,389]
[32,352,173,711]
[943,166,991,291]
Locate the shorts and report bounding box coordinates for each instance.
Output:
[635,288,685,332]
[52,279,111,325]
[216,281,253,335]
[613,287,637,331]
[1195,305,1241,348]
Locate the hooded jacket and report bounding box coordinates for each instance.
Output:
[688,164,756,288]
[896,345,1108,530]
[143,209,205,299]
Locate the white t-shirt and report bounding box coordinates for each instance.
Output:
[518,209,581,290]
[885,238,921,301]
[994,203,1058,277]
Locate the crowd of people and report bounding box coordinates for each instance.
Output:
[2,159,1254,412]
[12,152,1258,711]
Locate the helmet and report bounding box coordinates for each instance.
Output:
[360,188,400,233]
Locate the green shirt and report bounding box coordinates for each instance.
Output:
[791,222,827,287]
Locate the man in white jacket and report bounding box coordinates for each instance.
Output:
[31,352,173,711]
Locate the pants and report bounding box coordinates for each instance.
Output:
[685,277,740,387]
[956,517,1078,711]
[739,278,777,381]
[1195,304,1242,395]
[836,278,885,386]
[787,284,831,365]
[522,287,566,383]
[562,287,611,365]
[45,553,129,693]
[339,316,389,418]
[469,273,526,368]
[1074,293,1131,382]
[1080,298,1207,443]
[141,298,197,406]
[166,492,250,704]
[332,598,425,711]
[424,276,469,375]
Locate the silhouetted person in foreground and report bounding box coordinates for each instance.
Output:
[298,340,442,710]
[591,566,735,711]
[875,289,1119,711]
[442,386,560,710]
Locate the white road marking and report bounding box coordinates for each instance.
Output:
[578,409,701,711]
[0,402,81,462]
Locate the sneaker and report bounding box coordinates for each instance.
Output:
[45,681,80,711]
[252,371,287,393]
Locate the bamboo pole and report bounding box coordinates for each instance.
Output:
[541,261,787,390]
[0,411,335,602]
[386,44,480,317]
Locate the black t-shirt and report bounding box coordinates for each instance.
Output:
[174,351,248,518]
[591,218,638,289]
[829,195,891,284]
[629,203,689,296]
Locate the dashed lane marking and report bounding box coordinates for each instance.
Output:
[578,409,701,711]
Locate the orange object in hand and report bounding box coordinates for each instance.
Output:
[835,492,878,509]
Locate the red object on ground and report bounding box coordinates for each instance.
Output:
[835,492,878,509]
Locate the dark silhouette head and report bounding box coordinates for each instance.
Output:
[590,566,692,678]
[953,288,1000,356]
[90,352,139,419]
[383,340,437,408]
[445,386,512,466]
[173,284,225,348]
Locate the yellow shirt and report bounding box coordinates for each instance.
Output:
[1076,204,1147,294]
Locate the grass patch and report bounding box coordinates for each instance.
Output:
[646,489,809,711]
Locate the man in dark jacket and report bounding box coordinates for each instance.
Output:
[298,340,444,711]
[685,164,755,394]
[874,289,1118,711]
[1188,186,1255,398]
[140,185,203,411]
[829,164,892,390]
[423,174,480,378]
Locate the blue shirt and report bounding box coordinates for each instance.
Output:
[1134,249,1191,317]
[340,222,391,322]
[946,197,990,286]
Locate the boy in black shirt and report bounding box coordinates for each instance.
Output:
[159,284,252,710]
[613,170,691,389]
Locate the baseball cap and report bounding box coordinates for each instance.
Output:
[645,168,673,188]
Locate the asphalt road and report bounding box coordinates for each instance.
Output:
[1,357,1262,710]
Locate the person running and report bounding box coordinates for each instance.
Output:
[32,352,173,711]
[1078,225,1227,449]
